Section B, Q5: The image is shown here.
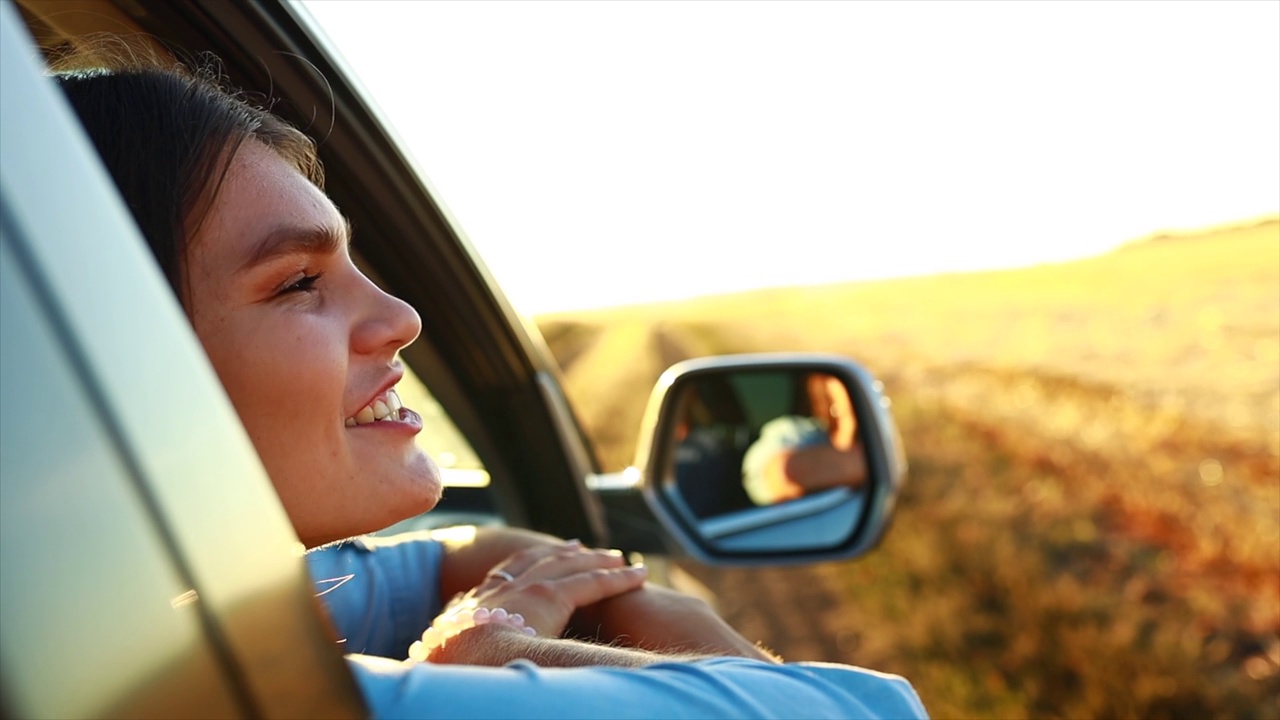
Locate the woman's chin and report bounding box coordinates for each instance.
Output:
[285,453,444,547]
[410,479,444,517]
[369,463,445,530]
[362,449,444,513]
[411,452,445,510]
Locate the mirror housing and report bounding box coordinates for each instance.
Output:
[634,353,906,566]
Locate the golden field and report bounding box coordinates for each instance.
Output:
[537,217,1280,719]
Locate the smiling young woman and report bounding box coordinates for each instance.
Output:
[51,47,926,719]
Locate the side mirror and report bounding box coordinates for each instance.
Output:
[634,354,906,565]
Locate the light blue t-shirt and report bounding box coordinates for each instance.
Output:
[307,531,446,657]
[307,533,929,720]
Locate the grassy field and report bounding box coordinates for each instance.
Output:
[537,217,1279,719]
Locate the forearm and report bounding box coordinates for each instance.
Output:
[570,584,781,663]
[430,622,710,668]
[782,445,866,493]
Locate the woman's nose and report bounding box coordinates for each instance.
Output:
[352,277,422,356]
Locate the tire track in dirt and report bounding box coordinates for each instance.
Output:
[537,320,604,375]
[554,321,701,469]
[652,325,692,371]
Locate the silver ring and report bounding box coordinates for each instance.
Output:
[489,570,516,582]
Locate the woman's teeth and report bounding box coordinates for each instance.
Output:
[345,388,404,427]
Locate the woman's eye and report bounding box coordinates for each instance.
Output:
[282,273,322,294]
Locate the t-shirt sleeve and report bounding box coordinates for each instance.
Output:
[306,532,446,658]
[741,416,831,506]
[346,655,929,720]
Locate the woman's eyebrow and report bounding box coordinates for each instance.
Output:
[238,217,353,272]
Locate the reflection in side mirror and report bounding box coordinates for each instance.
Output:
[672,371,866,516]
[636,354,906,566]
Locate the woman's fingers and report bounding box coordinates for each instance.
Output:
[504,563,648,636]
[462,541,647,637]
[487,539,586,580]
[520,546,628,582]
[546,563,649,610]
[487,541,628,586]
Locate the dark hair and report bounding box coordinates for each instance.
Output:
[53,51,322,304]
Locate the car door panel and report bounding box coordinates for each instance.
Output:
[0,7,366,715]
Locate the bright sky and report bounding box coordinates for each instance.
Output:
[299,0,1279,315]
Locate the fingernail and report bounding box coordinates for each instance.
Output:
[630,562,646,571]
[564,538,582,547]
[606,548,624,557]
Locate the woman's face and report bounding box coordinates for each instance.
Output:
[186,141,441,547]
[808,373,857,450]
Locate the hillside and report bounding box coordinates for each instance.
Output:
[537,217,1280,719]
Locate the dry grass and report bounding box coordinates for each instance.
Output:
[537,217,1280,719]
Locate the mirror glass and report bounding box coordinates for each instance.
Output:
[663,369,871,553]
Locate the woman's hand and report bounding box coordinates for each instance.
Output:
[443,539,647,639]
[426,529,773,666]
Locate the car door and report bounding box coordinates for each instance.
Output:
[0,2,366,716]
